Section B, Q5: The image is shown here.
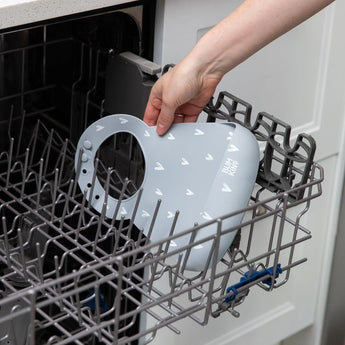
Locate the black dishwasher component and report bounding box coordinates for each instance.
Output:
[204,91,316,201]
[104,52,159,118]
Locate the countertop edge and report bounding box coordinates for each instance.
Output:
[0,0,136,30]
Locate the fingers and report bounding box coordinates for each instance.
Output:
[143,94,161,126]
[143,77,176,135]
[156,99,177,135]
[144,93,201,134]
[143,82,180,135]
[183,115,199,123]
[143,63,204,135]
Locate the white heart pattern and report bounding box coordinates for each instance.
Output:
[167,211,175,219]
[186,189,194,196]
[227,131,234,140]
[142,210,150,217]
[194,129,204,136]
[154,162,165,171]
[205,153,214,161]
[119,117,128,125]
[222,183,232,193]
[200,211,212,220]
[155,188,163,196]
[227,144,239,152]
[181,157,189,166]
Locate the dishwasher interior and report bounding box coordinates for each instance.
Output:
[0,3,324,345]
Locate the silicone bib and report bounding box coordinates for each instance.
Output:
[76,115,260,271]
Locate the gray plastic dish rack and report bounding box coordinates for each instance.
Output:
[0,89,323,345]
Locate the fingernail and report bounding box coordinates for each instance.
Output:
[157,123,165,135]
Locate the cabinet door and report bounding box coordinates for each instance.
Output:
[151,1,345,344]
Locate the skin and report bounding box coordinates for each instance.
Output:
[143,0,335,135]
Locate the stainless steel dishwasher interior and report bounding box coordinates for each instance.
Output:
[0,5,323,345]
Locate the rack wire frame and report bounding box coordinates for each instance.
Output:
[0,108,323,345]
[0,21,324,345]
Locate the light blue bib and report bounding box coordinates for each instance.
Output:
[76,115,260,271]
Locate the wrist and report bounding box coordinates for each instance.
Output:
[185,22,239,84]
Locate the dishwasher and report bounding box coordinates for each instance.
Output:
[0,2,324,345]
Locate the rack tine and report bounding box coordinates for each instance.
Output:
[168,253,183,307]
[60,179,74,229]
[2,216,12,268]
[54,255,63,310]
[127,187,143,239]
[130,229,145,266]
[200,240,218,278]
[271,194,288,289]
[180,223,198,274]
[29,120,40,167]
[135,228,145,249]
[15,108,26,157]
[58,139,69,186]
[28,289,37,345]
[47,336,61,345]
[73,270,83,326]
[163,211,180,258]
[73,148,83,197]
[9,312,19,345]
[203,220,222,325]
[145,245,165,293]
[84,49,100,127]
[265,199,283,268]
[146,264,156,295]
[43,129,54,176]
[111,178,129,225]
[35,158,44,209]
[70,43,85,121]
[6,137,14,188]
[112,216,125,256]
[113,258,124,345]
[219,249,239,297]
[17,228,28,281]
[51,168,59,221]
[103,167,112,206]
[145,199,162,244]
[76,189,88,241]
[94,283,102,340]
[20,148,30,197]
[35,242,44,283]
[93,202,107,253]
[88,157,99,205]
[7,104,14,140]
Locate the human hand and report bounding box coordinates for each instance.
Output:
[143,58,220,135]
[143,0,334,136]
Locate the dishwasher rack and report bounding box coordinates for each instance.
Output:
[0,91,323,344]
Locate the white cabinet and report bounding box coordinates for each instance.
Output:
[152,1,345,344]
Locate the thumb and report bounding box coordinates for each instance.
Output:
[156,100,177,135]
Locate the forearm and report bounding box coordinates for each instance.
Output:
[144,0,334,134]
[188,0,335,81]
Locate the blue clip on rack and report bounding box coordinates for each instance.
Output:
[225,264,282,303]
